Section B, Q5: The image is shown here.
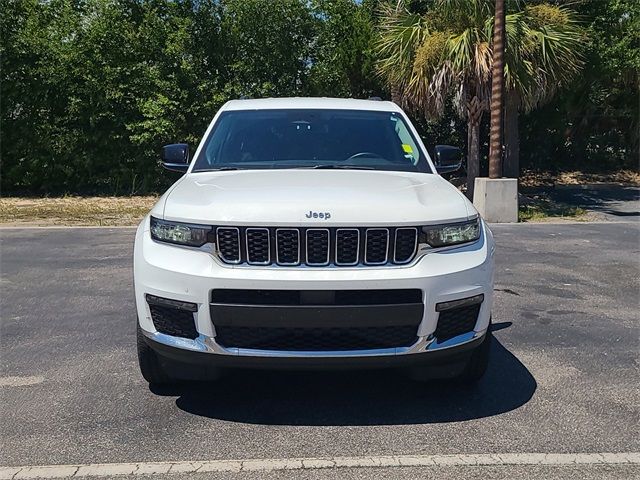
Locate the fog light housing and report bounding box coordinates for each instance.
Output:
[435,294,484,312]
[145,294,197,312]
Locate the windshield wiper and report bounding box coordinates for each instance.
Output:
[200,166,241,171]
[297,165,375,170]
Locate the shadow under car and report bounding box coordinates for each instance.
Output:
[149,326,536,426]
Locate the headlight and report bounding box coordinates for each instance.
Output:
[421,218,481,248]
[150,216,212,247]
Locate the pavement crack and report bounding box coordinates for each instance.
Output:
[494,287,520,295]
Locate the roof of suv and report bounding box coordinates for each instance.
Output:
[221,97,402,113]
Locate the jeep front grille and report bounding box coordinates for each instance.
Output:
[275,229,299,265]
[365,228,389,264]
[246,228,270,265]
[306,229,330,265]
[394,228,419,263]
[215,227,418,267]
[335,229,359,265]
[216,227,241,263]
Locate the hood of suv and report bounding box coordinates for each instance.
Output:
[160,170,474,226]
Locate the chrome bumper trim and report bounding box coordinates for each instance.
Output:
[141,328,487,358]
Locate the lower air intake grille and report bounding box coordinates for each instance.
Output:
[434,304,481,342]
[215,326,418,351]
[149,305,198,339]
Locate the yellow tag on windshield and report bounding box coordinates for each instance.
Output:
[402,144,413,154]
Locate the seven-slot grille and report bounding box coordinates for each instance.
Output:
[215,227,418,267]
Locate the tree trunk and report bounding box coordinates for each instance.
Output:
[503,91,520,178]
[466,118,481,200]
[390,83,401,104]
[488,0,506,178]
[466,95,483,199]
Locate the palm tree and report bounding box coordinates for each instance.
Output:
[502,2,585,178]
[488,0,505,179]
[376,0,584,197]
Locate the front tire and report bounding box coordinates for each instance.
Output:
[457,327,492,383]
[136,323,172,385]
[406,325,492,384]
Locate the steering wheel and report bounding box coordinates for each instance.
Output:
[345,152,383,161]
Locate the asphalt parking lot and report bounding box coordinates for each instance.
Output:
[1,222,639,479]
[549,185,640,221]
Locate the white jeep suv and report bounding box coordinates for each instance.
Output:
[134,97,495,385]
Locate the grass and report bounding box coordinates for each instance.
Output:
[1,194,591,226]
[0,196,158,226]
[518,200,588,222]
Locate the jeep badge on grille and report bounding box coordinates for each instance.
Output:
[305,211,331,220]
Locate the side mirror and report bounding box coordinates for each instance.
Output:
[161,144,190,173]
[433,145,463,174]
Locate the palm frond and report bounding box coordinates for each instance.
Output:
[375,2,428,90]
[447,29,474,74]
[519,4,585,110]
[474,40,492,82]
[405,32,452,116]
[374,0,586,118]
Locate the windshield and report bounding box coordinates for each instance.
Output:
[192,109,433,173]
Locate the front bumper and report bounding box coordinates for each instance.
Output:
[134,215,495,363]
[142,329,487,373]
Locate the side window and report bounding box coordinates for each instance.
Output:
[391,116,420,165]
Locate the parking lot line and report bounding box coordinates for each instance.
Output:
[0,376,44,387]
[1,453,638,479]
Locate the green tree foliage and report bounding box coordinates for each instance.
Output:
[2,0,227,194]
[309,0,384,97]
[221,0,315,98]
[0,0,636,195]
[1,0,322,194]
[520,0,639,170]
